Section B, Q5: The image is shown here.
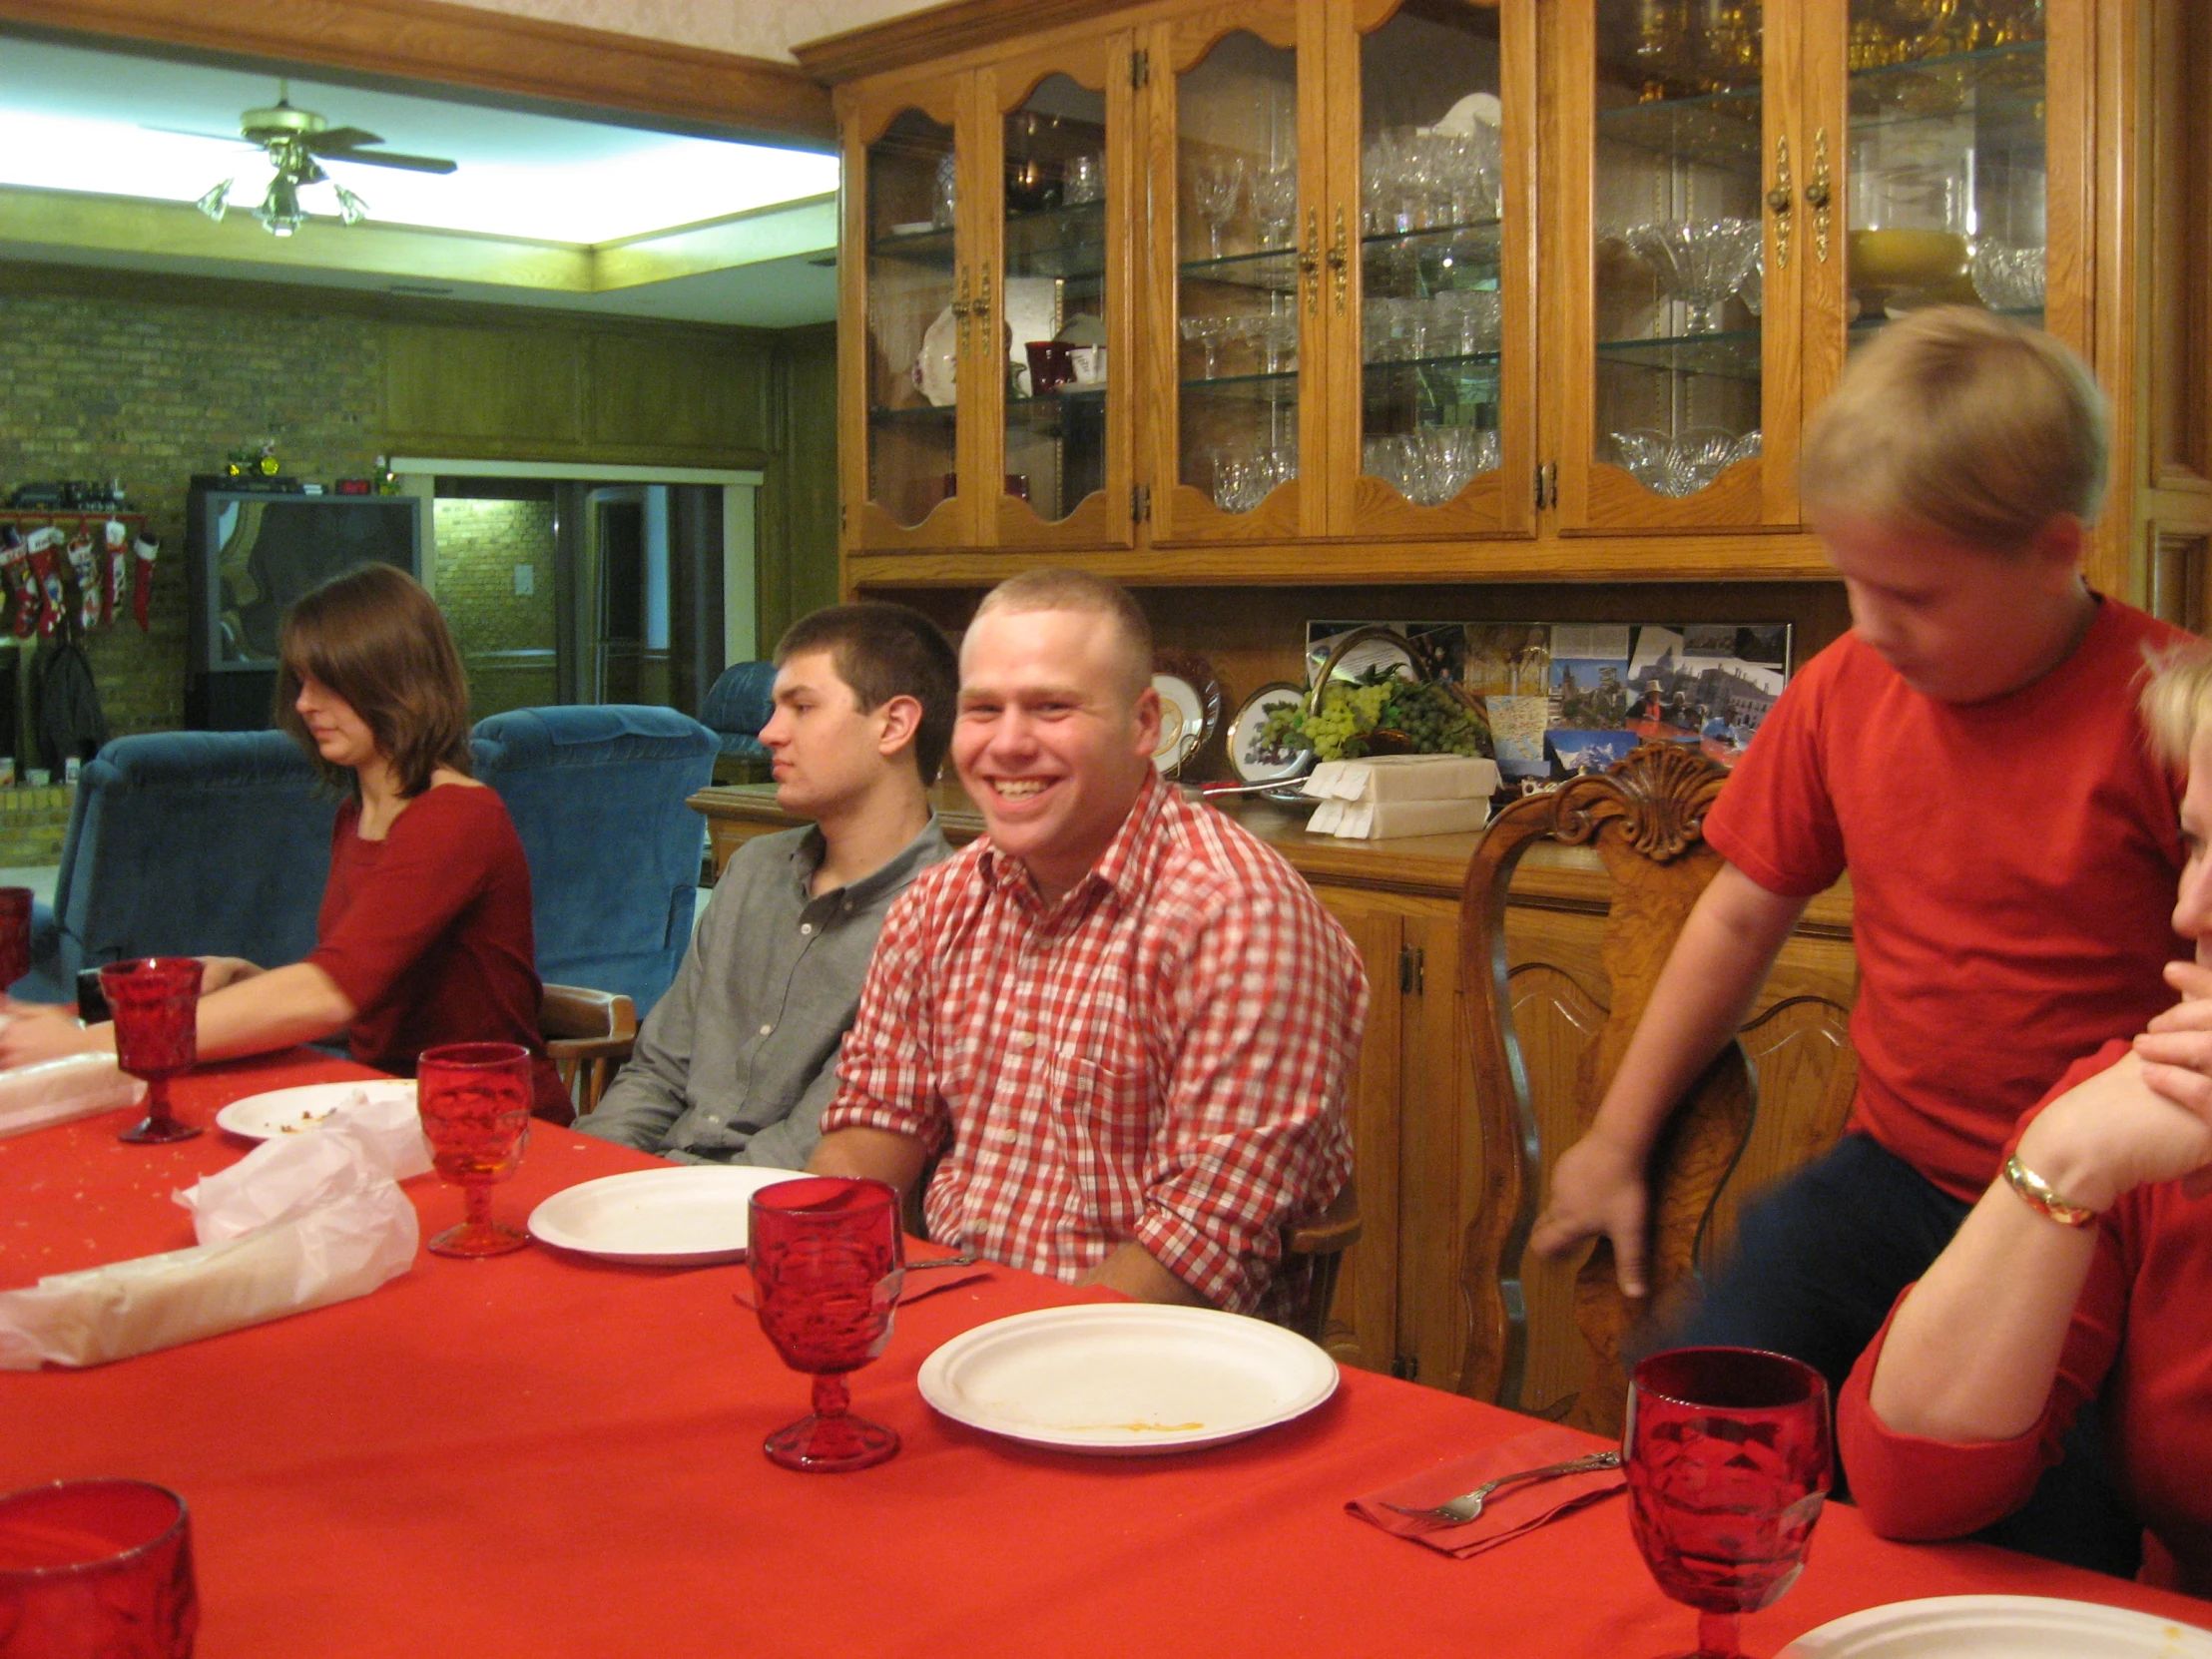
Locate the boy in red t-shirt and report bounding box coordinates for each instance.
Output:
[1531,307,2192,1571]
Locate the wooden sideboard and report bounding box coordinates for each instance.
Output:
[689,782,1856,1397]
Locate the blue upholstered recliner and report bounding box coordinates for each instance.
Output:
[22,731,337,1003]
[699,661,776,779]
[471,705,718,1016]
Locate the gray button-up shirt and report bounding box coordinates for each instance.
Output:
[573,817,952,1167]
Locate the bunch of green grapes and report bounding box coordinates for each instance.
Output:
[1377,681,1492,758]
[1260,673,1492,762]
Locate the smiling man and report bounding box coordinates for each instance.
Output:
[573,604,956,1167]
[809,568,1368,1319]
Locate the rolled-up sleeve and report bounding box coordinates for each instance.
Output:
[820,885,949,1154]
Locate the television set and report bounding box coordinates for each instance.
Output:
[185,479,423,729]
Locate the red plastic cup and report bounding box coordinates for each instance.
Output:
[0,1479,198,1657]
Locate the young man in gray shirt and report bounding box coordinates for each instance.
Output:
[574,603,957,1167]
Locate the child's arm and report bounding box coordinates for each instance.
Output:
[1527,863,1810,1298]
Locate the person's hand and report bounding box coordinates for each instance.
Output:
[195,956,263,994]
[1529,1130,1652,1299]
[0,1005,105,1068]
[2021,1048,2212,1214]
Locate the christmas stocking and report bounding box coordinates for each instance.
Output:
[24,528,63,640]
[103,519,129,625]
[66,533,99,632]
[133,532,161,633]
[0,527,29,641]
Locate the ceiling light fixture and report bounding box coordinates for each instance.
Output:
[194,82,453,238]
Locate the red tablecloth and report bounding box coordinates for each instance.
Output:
[6,1053,2211,1658]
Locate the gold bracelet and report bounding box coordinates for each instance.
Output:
[2002,1152,2102,1229]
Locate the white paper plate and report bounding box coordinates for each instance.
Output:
[916,1304,1338,1454]
[1781,1595,2212,1657]
[216,1079,417,1142]
[526,1165,805,1265]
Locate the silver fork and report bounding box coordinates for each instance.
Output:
[1379,1449,1622,1527]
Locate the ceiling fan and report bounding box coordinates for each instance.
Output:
[192,82,458,237]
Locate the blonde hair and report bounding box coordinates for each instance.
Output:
[971,567,1153,701]
[2140,642,2212,765]
[1800,306,2107,553]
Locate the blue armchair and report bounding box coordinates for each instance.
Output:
[699,661,776,780]
[24,731,336,1003]
[471,706,718,1016]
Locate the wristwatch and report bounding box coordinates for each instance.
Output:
[2002,1152,2102,1229]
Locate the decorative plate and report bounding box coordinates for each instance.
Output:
[1226,681,1316,786]
[913,305,958,407]
[1151,651,1223,776]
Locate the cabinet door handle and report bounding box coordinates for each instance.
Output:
[1766,134,1793,271]
[952,266,971,353]
[1807,127,1832,263]
[1329,206,1350,313]
[1299,206,1322,313]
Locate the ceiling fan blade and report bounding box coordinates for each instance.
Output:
[318,149,457,175]
[302,126,383,152]
[140,124,255,146]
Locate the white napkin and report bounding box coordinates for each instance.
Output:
[0,1098,423,1370]
[0,1053,146,1139]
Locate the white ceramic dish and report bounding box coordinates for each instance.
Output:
[916,1303,1338,1454]
[913,306,959,407]
[1226,681,1316,786]
[526,1165,805,1265]
[1152,673,1206,773]
[1781,1595,2212,1657]
[886,221,937,237]
[216,1079,417,1142]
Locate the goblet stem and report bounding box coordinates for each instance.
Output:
[812,1373,851,1423]
[464,1181,494,1234]
[1695,1609,1743,1658]
[1683,301,1718,334]
[121,1070,199,1144]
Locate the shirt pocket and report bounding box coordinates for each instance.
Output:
[1049,1055,1153,1240]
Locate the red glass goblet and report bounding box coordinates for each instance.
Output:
[417,1042,535,1258]
[99,958,203,1145]
[1624,1347,1832,1659]
[0,886,31,992]
[0,1478,198,1658]
[748,1177,905,1473]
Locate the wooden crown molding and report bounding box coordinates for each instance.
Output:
[0,0,835,149]
[794,0,1131,85]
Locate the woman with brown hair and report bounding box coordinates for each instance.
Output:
[0,563,570,1118]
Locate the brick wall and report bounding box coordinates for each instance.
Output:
[432,498,557,655]
[0,284,385,738]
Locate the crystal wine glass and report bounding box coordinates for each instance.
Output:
[1192,157,1244,259]
[1625,219,1763,334]
[417,1041,535,1258]
[748,1176,905,1473]
[1624,1347,1832,1659]
[1248,162,1298,252]
[100,958,203,1145]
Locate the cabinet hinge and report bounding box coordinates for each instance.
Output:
[1131,482,1151,523]
[1398,943,1424,995]
[1130,48,1148,89]
[1534,461,1557,511]
[1390,1353,1420,1382]
[838,501,847,538]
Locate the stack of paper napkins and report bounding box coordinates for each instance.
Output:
[1303,754,1502,839]
[0,1092,429,1370]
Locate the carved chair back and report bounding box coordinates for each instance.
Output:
[1455,745,1856,1437]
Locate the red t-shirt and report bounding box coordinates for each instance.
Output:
[308,783,568,1119]
[1704,597,2190,1201]
[1841,1039,2212,1597]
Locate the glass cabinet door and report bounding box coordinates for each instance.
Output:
[1146,5,1321,545]
[1337,0,1528,539]
[1842,1,2046,346]
[846,85,973,549]
[985,39,1132,550]
[1562,0,1788,530]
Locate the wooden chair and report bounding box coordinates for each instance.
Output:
[1456,745,1856,1437]
[1282,1177,1361,1347]
[541,983,639,1119]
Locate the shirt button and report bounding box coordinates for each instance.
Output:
[799,923,815,936]
[759,1023,774,1036]
[1010,1031,1034,1049]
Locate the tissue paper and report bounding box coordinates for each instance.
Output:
[0,1053,145,1140]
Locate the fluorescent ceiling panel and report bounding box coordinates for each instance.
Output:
[0,36,838,245]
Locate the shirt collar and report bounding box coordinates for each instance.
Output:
[786,815,946,909]
[978,768,1167,912]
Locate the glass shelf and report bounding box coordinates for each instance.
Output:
[1596,83,1763,178]
[1180,367,1302,402]
[1363,349,1502,376]
[1005,201,1110,282]
[1849,40,2044,144]
[1179,248,1302,295]
[868,402,959,427]
[1596,327,1762,380]
[867,226,956,269]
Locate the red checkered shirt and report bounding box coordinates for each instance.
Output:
[822,770,1366,1318]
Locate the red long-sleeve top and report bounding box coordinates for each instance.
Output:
[307,783,569,1120]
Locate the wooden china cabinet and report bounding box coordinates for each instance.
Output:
[798,0,2210,1383]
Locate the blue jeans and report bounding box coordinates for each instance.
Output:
[1679,1133,2141,1578]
